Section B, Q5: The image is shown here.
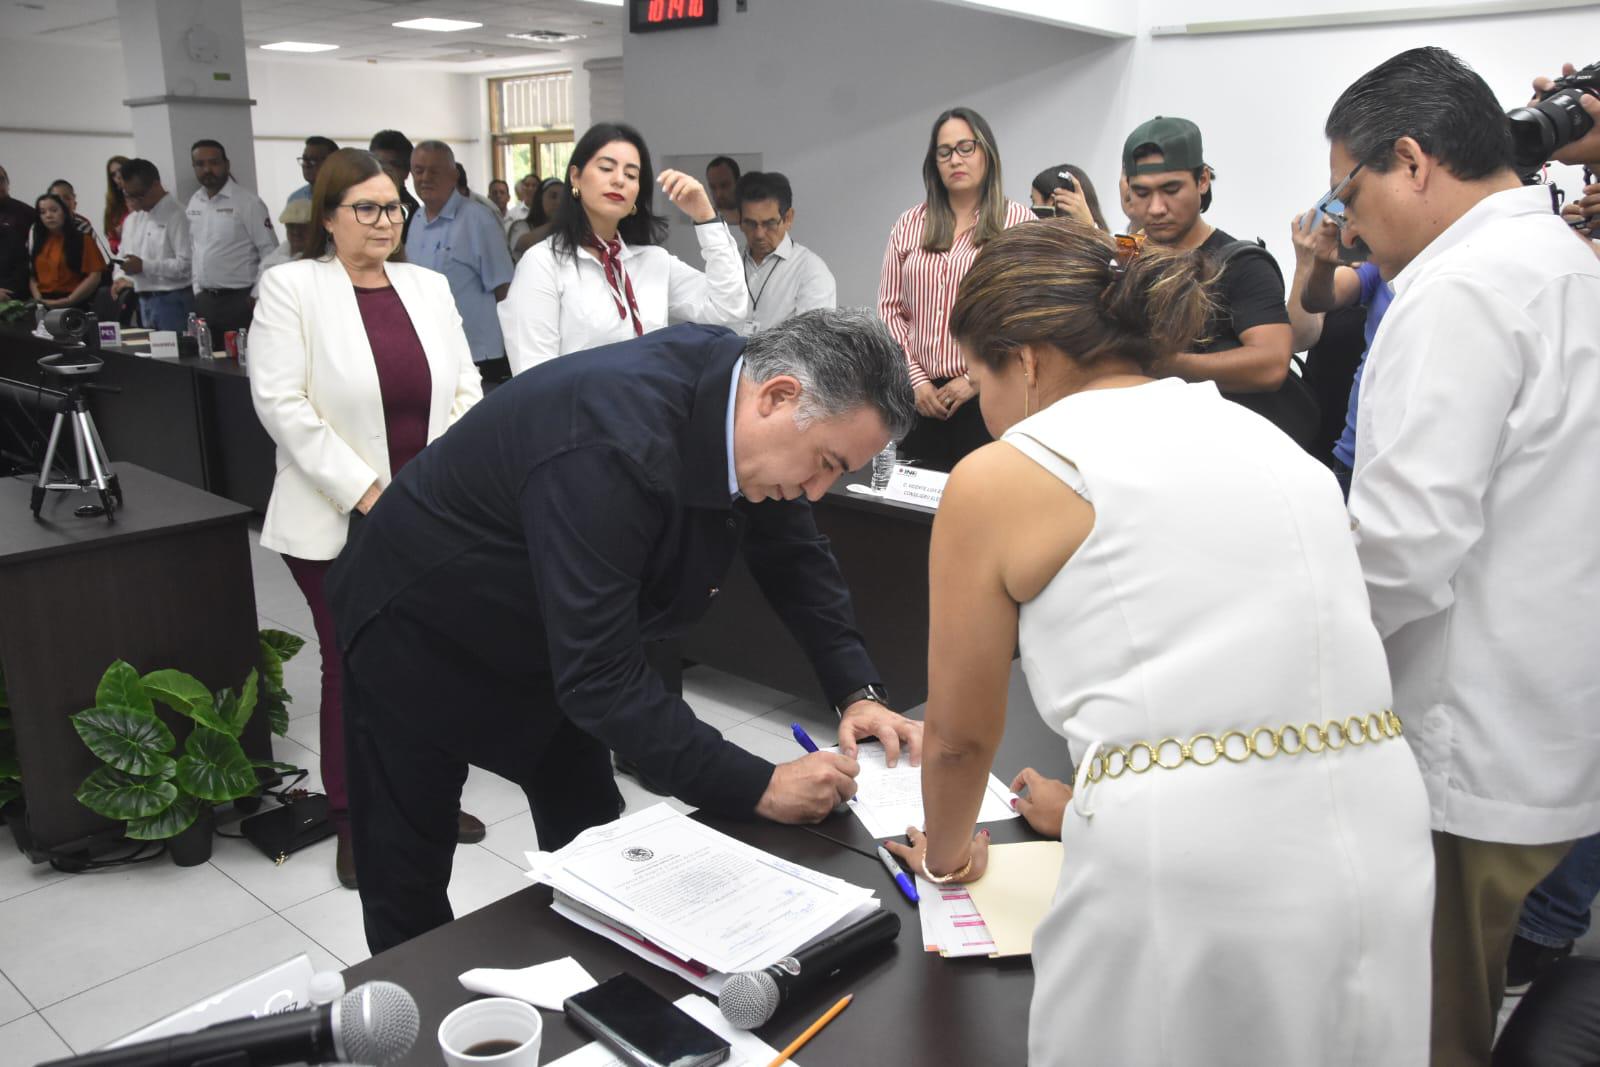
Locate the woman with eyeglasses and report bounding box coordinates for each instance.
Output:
[500,121,748,375]
[884,220,1433,1065]
[250,147,484,890]
[876,106,1032,472]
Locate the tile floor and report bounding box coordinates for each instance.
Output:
[2,524,1596,1062]
[0,524,819,1062]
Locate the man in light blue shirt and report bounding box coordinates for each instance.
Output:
[286,136,338,206]
[405,140,516,382]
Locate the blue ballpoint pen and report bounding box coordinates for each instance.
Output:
[791,722,860,808]
[876,844,920,904]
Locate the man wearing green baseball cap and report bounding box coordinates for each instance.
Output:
[1123,117,1313,448]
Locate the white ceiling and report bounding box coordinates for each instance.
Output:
[0,0,624,71]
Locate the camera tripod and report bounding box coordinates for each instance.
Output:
[30,352,122,522]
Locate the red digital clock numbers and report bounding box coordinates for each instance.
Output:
[646,0,705,19]
[629,0,718,32]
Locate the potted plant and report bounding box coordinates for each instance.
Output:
[69,629,304,866]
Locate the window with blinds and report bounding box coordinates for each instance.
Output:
[489,72,577,185]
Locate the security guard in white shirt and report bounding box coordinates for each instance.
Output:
[187,139,278,336]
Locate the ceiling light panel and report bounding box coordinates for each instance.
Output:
[393,16,484,31]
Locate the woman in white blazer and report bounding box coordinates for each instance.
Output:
[499,121,749,375]
[249,148,483,889]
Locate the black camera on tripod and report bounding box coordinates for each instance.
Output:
[1508,60,1599,176]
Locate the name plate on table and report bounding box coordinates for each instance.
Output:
[147,330,179,359]
[883,464,948,509]
[97,321,122,346]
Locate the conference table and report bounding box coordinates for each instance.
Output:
[344,663,1071,1065]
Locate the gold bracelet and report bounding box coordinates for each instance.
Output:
[921,851,974,885]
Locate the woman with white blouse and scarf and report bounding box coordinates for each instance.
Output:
[500,122,748,375]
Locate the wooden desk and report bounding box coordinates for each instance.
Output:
[344,662,1065,1065]
[344,815,1037,1067]
[0,464,270,856]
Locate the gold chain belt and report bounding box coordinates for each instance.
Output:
[1080,710,1404,785]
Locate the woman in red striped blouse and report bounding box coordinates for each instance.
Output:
[877,106,1033,471]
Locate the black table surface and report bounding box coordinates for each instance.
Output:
[0,463,251,564]
[822,465,937,525]
[343,812,1037,1066]
[345,661,1063,1065]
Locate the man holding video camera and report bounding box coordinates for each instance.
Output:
[1324,47,1600,1067]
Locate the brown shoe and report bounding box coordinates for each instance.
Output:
[457,811,487,844]
[335,833,358,890]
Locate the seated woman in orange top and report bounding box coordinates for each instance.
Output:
[30,192,106,310]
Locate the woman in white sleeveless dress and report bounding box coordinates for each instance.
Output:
[885,222,1434,1066]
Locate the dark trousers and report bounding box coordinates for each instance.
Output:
[898,378,992,473]
[1518,832,1600,946]
[282,555,348,830]
[343,610,623,955]
[194,287,254,336]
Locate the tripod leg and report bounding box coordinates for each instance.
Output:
[77,412,115,522]
[79,411,111,492]
[37,413,65,490]
[70,412,90,488]
[85,416,121,504]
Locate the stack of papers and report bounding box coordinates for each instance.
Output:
[547,993,801,1067]
[837,742,1019,840]
[525,804,879,995]
[915,840,1064,958]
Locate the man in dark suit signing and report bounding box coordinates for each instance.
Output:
[330,309,921,952]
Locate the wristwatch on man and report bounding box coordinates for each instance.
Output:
[834,684,889,719]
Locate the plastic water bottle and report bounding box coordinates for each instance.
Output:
[236,327,248,371]
[33,302,48,337]
[871,443,896,492]
[185,311,198,338]
[195,316,213,359]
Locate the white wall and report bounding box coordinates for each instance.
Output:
[625,0,1130,305]
[0,37,480,225]
[624,0,1588,304]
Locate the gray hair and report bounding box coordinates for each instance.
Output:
[741,308,916,440]
[413,139,455,163]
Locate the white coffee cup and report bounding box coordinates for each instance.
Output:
[438,997,544,1066]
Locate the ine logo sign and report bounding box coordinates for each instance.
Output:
[629,0,718,33]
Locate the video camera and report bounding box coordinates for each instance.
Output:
[1508,60,1599,175]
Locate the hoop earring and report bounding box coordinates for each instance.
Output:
[629,203,637,216]
[572,187,580,199]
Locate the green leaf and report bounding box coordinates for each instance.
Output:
[141,669,212,718]
[258,640,284,695]
[175,728,256,803]
[75,765,176,820]
[126,795,203,840]
[205,691,242,739]
[70,706,176,777]
[0,727,15,780]
[0,780,19,808]
[95,661,153,716]
[260,690,290,737]
[260,629,305,664]
[230,669,259,734]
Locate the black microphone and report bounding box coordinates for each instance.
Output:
[718,909,901,1029]
[35,980,419,1066]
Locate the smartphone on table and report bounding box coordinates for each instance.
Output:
[565,973,731,1067]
